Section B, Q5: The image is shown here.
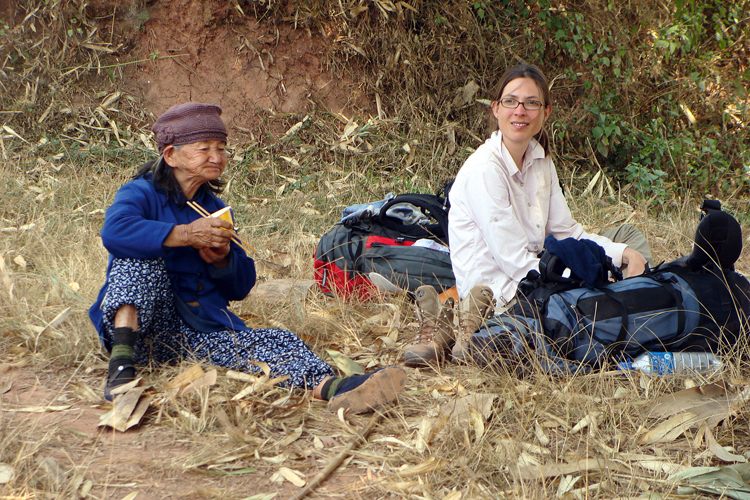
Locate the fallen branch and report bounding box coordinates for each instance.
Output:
[289,411,383,500]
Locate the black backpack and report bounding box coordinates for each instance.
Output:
[471,202,750,374]
[313,193,455,299]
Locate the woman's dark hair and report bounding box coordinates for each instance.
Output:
[489,63,552,155]
[134,148,226,203]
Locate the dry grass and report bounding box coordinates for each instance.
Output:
[2,1,750,499]
[2,104,750,499]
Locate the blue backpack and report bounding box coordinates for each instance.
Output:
[471,203,750,375]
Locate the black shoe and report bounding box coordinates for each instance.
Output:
[104,357,136,402]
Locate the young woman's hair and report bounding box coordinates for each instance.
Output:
[490,63,552,155]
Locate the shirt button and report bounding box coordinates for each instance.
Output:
[536,224,541,228]
[527,202,531,207]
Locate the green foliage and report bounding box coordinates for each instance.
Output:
[136,8,150,32]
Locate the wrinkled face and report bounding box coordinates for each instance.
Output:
[491,77,552,151]
[164,140,227,187]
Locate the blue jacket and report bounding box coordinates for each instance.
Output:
[89,171,257,349]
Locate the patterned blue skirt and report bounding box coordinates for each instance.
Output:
[99,258,334,389]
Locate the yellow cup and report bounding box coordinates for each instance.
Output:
[211,207,233,230]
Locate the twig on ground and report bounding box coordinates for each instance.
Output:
[288,411,383,500]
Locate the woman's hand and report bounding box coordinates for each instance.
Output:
[183,216,233,248]
[199,243,230,266]
[165,217,233,265]
[622,247,647,278]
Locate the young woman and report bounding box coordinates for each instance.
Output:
[446,63,651,363]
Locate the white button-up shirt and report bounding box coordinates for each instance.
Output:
[448,131,626,304]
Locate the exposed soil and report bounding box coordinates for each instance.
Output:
[96,0,370,138]
[2,364,377,499]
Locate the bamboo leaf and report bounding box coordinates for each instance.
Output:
[324,349,364,375]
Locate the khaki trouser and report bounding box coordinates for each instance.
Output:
[600,223,653,265]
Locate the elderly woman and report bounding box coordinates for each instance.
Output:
[89,103,405,412]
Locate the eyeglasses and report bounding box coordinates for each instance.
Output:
[498,97,544,111]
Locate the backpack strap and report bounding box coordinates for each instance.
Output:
[378,193,450,244]
[592,272,685,356]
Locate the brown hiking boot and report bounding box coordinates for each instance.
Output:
[452,285,495,364]
[403,285,455,367]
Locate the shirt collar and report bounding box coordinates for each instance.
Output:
[491,131,546,175]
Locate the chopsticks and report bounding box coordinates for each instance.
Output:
[186,200,256,254]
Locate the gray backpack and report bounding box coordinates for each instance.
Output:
[314,194,455,299]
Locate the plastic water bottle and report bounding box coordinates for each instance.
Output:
[619,352,722,375]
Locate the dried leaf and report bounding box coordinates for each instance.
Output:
[240,495,278,500]
[679,102,697,124]
[468,405,485,440]
[283,121,304,138]
[5,404,71,412]
[278,467,306,487]
[642,383,750,444]
[557,474,580,497]
[640,412,697,444]
[250,279,314,303]
[167,365,205,390]
[512,458,630,481]
[518,452,541,467]
[232,375,290,400]
[98,385,148,432]
[119,493,138,500]
[0,464,13,484]
[174,369,217,397]
[613,387,630,399]
[634,459,686,475]
[276,425,303,448]
[13,255,26,270]
[3,125,28,143]
[226,370,257,383]
[37,307,72,342]
[324,349,364,376]
[125,394,153,430]
[261,453,288,464]
[0,256,12,296]
[415,418,431,453]
[582,170,602,196]
[571,411,601,434]
[704,425,747,463]
[440,393,496,424]
[534,421,550,446]
[398,456,445,476]
[80,479,93,497]
[373,437,414,449]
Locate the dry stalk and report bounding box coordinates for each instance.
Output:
[288,411,383,500]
